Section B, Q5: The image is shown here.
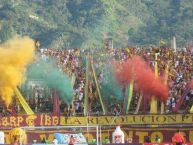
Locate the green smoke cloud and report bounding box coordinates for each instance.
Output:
[27,56,74,104]
[100,65,123,102]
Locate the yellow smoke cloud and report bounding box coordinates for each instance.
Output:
[0,36,35,107]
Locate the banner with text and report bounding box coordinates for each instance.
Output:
[2,127,193,144]
[0,114,193,128]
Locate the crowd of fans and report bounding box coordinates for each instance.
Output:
[1,46,193,116]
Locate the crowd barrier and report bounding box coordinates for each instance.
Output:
[3,143,193,145]
[143,143,193,145]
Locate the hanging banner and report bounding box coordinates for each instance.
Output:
[2,127,193,144]
[0,114,193,127]
[54,133,87,144]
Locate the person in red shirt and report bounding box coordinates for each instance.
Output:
[69,135,75,145]
[172,130,185,145]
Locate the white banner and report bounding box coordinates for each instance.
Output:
[54,133,88,145]
[0,131,4,144]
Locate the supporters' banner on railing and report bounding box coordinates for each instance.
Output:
[0,114,193,127]
[2,128,193,144]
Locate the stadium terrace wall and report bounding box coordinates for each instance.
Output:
[3,127,193,144]
[1,114,193,143]
[3,144,193,145]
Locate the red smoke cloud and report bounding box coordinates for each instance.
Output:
[113,55,168,101]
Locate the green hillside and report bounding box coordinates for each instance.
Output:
[0,0,193,48]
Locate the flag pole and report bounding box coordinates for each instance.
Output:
[83,55,90,116]
[150,53,158,114]
[90,56,106,115]
[161,63,169,114]
[135,93,143,114]
[125,80,134,114]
